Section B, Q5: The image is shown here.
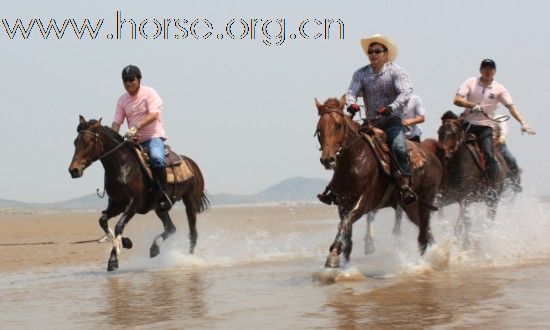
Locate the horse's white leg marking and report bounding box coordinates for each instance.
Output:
[106,227,121,255]
[154,235,163,249]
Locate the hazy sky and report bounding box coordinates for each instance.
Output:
[1,0,549,202]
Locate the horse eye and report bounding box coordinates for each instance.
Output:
[335,123,343,130]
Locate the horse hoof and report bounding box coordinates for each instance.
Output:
[324,254,341,268]
[150,244,160,258]
[121,237,133,249]
[107,260,118,272]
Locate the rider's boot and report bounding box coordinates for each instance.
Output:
[397,175,417,206]
[152,166,173,211]
[317,186,337,205]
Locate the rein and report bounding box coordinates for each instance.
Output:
[78,129,130,161]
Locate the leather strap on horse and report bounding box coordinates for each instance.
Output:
[361,133,392,177]
[465,143,485,172]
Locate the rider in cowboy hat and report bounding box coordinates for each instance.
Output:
[318,34,416,206]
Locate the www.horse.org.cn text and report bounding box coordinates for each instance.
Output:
[1,11,345,46]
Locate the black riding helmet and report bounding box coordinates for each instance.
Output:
[122,65,142,80]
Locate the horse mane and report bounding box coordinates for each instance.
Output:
[101,125,124,142]
[322,98,342,110]
[76,119,124,143]
[441,110,458,121]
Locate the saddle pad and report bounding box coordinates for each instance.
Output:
[166,159,194,183]
[362,133,428,176]
[406,141,427,170]
[132,147,194,184]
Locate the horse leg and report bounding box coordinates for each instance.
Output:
[364,211,376,255]
[393,206,403,236]
[456,199,472,249]
[150,209,177,258]
[486,193,499,221]
[417,205,435,255]
[105,201,137,271]
[325,195,368,268]
[183,198,198,254]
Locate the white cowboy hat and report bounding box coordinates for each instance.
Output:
[360,34,398,62]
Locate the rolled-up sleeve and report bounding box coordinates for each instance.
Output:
[389,67,412,115]
[345,69,365,107]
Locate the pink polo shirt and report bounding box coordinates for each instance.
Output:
[113,85,167,143]
[456,77,514,128]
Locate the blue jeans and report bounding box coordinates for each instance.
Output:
[384,123,411,176]
[140,137,166,168]
[498,143,519,174]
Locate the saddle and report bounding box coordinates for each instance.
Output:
[133,144,194,184]
[361,127,427,177]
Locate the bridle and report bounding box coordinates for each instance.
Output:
[315,108,358,156]
[77,129,129,164]
[439,119,464,159]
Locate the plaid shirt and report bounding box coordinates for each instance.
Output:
[345,62,413,120]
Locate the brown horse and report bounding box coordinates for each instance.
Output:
[437,111,508,245]
[315,96,443,268]
[68,116,209,271]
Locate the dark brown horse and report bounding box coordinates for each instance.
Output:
[437,111,508,245]
[315,96,443,267]
[68,116,208,271]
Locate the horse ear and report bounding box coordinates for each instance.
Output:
[339,94,346,108]
[315,98,323,109]
[98,117,102,124]
[79,115,86,124]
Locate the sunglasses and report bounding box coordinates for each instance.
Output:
[367,49,386,55]
[122,76,136,83]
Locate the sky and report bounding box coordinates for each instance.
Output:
[1,0,549,203]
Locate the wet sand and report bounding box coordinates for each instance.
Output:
[1,202,550,329]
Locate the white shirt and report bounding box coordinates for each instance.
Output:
[456,77,513,128]
[403,94,425,139]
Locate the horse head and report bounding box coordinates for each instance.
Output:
[68,115,105,178]
[437,111,463,159]
[314,95,359,170]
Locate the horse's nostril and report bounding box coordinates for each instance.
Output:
[329,156,336,164]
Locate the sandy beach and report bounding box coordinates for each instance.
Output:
[0,204,335,272]
[2,202,550,329]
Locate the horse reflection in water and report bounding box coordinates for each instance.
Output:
[68,116,209,271]
[315,96,443,267]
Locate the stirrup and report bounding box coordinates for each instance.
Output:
[400,186,417,206]
[157,192,173,211]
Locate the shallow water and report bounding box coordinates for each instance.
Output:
[1,195,550,329]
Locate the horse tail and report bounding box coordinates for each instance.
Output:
[183,156,210,213]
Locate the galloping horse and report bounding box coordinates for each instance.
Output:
[68,116,209,271]
[437,111,507,245]
[315,96,443,268]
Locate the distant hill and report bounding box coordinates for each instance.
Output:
[0,177,329,211]
[211,177,329,205]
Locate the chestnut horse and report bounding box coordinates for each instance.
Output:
[437,111,508,246]
[68,116,209,271]
[315,96,443,268]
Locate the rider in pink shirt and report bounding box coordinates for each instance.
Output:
[114,86,167,144]
[453,59,535,198]
[111,65,172,211]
